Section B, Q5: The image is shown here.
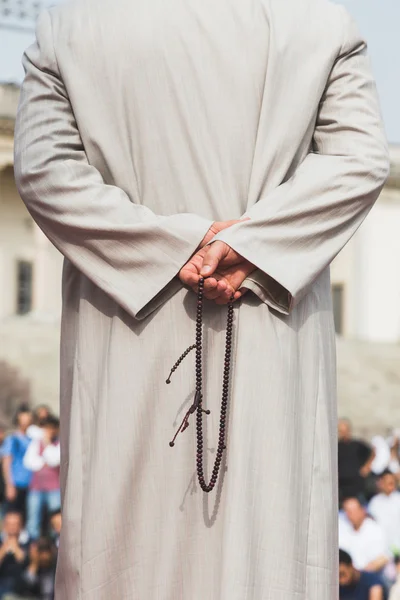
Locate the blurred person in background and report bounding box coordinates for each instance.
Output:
[23,417,60,542]
[27,405,52,442]
[389,557,400,600]
[370,434,400,481]
[339,419,375,504]
[369,435,395,503]
[371,436,392,477]
[388,432,400,482]
[34,407,51,424]
[369,471,400,557]
[1,406,33,521]
[18,537,56,600]
[0,511,30,599]
[0,422,7,519]
[369,470,400,584]
[49,510,61,550]
[339,548,385,600]
[339,497,390,574]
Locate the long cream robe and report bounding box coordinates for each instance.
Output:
[14,0,389,598]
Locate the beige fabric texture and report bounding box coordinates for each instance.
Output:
[14,0,389,598]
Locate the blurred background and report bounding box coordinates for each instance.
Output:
[0,1,399,598]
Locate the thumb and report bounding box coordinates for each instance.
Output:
[200,242,227,277]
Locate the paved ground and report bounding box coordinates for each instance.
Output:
[1,317,399,439]
[337,336,400,438]
[0,316,61,417]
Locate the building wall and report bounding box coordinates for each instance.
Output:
[353,188,400,342]
[0,165,34,317]
[330,179,400,343]
[0,166,62,320]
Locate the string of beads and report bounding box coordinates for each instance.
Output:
[166,277,234,493]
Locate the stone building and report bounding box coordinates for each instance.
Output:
[331,145,400,343]
[0,83,63,415]
[0,84,63,322]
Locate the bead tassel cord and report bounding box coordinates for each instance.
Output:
[166,277,234,493]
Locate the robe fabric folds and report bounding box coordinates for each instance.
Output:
[14,0,389,598]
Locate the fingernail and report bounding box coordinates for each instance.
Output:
[202,265,211,274]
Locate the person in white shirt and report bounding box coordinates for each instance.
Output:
[339,497,390,573]
[370,434,400,480]
[369,470,400,556]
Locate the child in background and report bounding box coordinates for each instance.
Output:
[2,404,33,522]
[23,416,61,542]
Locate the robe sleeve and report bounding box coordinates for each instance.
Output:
[13,11,212,321]
[211,11,390,314]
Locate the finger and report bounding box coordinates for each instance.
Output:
[187,277,220,297]
[205,279,233,300]
[203,281,228,300]
[221,266,253,295]
[203,277,219,293]
[214,276,234,296]
[203,289,222,300]
[216,279,228,293]
[179,264,199,285]
[180,272,199,288]
[213,282,235,304]
[202,278,222,300]
[214,285,241,305]
[200,242,227,277]
[221,281,236,301]
[238,286,249,296]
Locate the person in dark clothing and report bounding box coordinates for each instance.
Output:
[338,419,375,504]
[0,511,30,599]
[339,549,385,600]
[18,537,56,600]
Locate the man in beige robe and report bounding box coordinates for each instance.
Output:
[14,0,389,598]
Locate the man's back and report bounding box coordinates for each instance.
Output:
[41,0,346,219]
[14,0,389,598]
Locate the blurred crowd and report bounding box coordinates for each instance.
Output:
[0,404,61,600]
[339,418,400,600]
[1,406,400,599]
